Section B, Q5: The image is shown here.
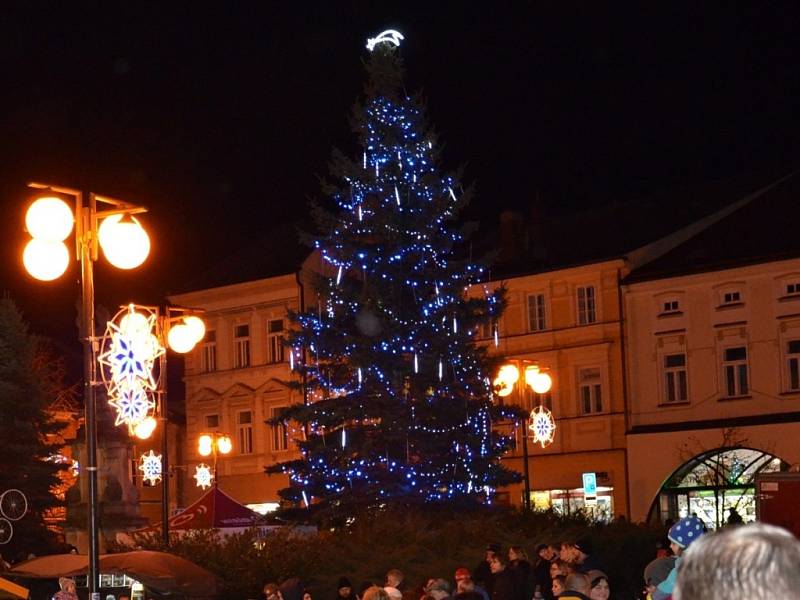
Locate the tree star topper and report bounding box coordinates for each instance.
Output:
[366,29,404,51]
[138,450,163,485]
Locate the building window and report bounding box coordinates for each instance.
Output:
[787,282,800,296]
[267,319,285,364]
[722,346,749,397]
[577,286,597,325]
[578,368,602,414]
[722,291,742,305]
[204,414,219,429]
[271,406,289,452]
[662,300,680,314]
[479,318,496,340]
[201,330,216,373]
[527,294,547,332]
[663,353,688,403]
[787,341,800,392]
[237,411,253,454]
[234,324,250,368]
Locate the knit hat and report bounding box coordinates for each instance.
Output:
[643,556,676,587]
[454,568,471,582]
[668,515,705,549]
[338,577,353,590]
[486,543,501,553]
[573,537,594,555]
[534,543,549,553]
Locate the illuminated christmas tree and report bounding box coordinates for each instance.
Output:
[268,40,521,518]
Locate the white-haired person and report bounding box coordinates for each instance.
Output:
[674,522,800,599]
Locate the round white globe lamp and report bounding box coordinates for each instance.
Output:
[25,197,74,242]
[98,214,151,269]
[23,239,70,281]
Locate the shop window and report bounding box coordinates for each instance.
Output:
[527,294,547,332]
[201,330,216,372]
[267,319,285,364]
[237,410,253,454]
[234,324,250,368]
[578,368,603,414]
[577,286,597,325]
[722,346,749,398]
[786,340,800,392]
[663,353,688,403]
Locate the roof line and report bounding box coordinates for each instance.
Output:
[625,170,800,275]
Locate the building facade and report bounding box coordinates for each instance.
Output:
[478,259,629,519]
[623,173,800,526]
[168,271,309,510]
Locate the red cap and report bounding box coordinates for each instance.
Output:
[454,568,471,582]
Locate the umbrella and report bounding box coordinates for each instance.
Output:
[11,550,220,598]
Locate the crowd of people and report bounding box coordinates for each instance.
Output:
[259,519,800,600]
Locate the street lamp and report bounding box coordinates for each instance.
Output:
[97,303,205,546]
[493,360,555,511]
[22,183,150,600]
[196,433,233,487]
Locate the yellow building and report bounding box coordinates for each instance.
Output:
[477,259,629,519]
[623,172,800,527]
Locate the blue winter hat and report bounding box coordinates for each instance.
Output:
[668,516,705,549]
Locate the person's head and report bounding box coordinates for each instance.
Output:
[508,546,528,562]
[643,556,675,595]
[559,542,578,563]
[386,569,403,588]
[534,543,549,561]
[425,579,450,600]
[59,578,75,593]
[362,587,389,600]
[588,574,609,600]
[551,576,566,597]
[674,522,800,600]
[454,567,472,590]
[119,596,130,600]
[564,573,590,596]
[489,555,505,574]
[485,543,500,561]
[264,583,282,600]
[383,587,402,600]
[357,581,375,600]
[667,515,705,556]
[338,578,353,598]
[549,543,561,561]
[303,591,312,600]
[549,561,562,579]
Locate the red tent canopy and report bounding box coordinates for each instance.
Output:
[135,486,261,533]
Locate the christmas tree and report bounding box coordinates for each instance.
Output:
[268,41,521,518]
[0,298,67,554]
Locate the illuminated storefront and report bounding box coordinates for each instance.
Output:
[530,485,615,522]
[649,447,788,528]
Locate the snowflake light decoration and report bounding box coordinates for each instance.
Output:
[138,450,163,485]
[528,405,556,448]
[98,304,165,433]
[194,464,213,489]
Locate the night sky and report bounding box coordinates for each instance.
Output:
[1,4,799,359]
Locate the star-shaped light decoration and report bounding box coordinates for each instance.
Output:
[98,305,165,432]
[138,450,163,485]
[528,405,556,448]
[108,385,155,430]
[194,463,213,489]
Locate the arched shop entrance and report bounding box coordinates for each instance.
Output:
[648,447,789,528]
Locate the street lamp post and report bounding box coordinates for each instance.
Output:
[493,361,554,511]
[197,433,233,486]
[22,183,150,600]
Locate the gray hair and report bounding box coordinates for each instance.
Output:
[675,523,800,599]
